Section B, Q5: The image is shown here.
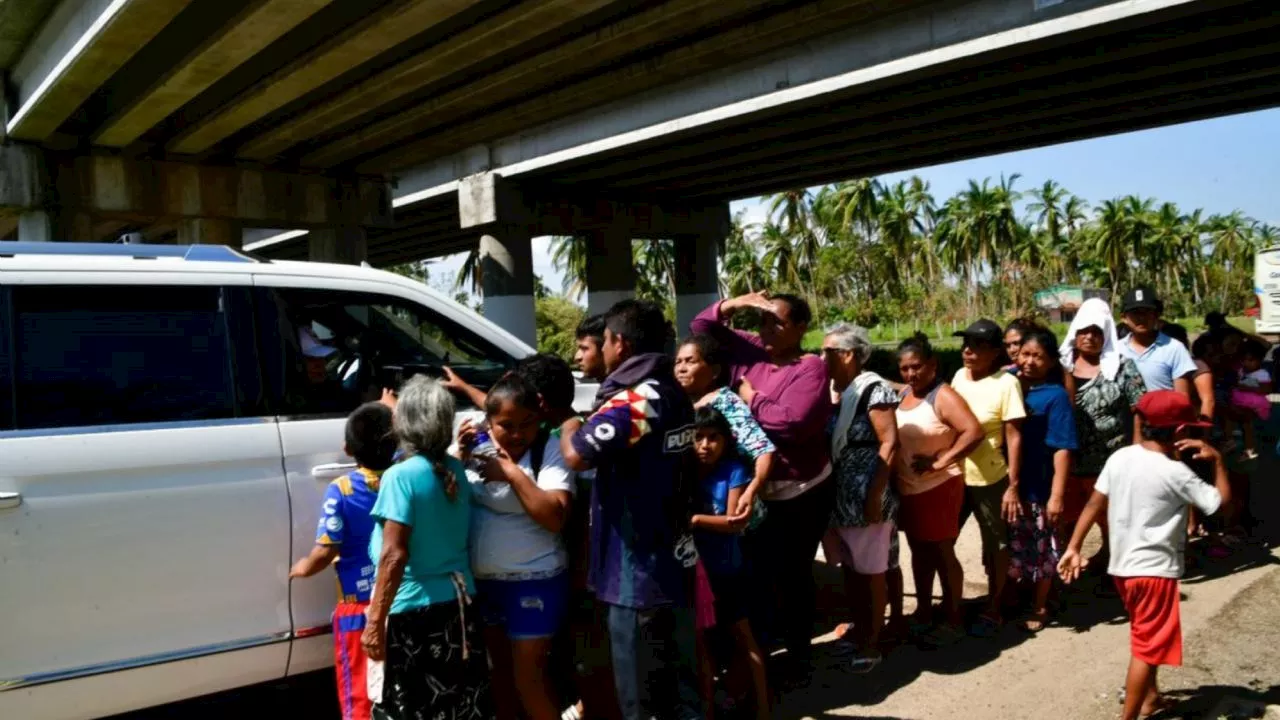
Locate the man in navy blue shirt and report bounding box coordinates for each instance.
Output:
[560,299,702,720]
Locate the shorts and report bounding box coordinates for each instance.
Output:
[900,475,964,542]
[960,477,1011,559]
[476,573,569,640]
[833,522,894,575]
[1008,502,1060,583]
[333,601,372,720]
[1114,576,1182,666]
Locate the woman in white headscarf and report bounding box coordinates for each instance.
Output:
[1059,298,1147,562]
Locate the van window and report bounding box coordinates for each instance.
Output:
[11,286,238,430]
[257,287,513,417]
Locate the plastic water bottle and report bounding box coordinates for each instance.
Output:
[468,422,498,472]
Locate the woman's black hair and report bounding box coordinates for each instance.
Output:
[484,372,541,416]
[693,406,736,457]
[679,333,728,388]
[896,331,935,361]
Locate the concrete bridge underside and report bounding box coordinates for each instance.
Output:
[0,0,1276,343]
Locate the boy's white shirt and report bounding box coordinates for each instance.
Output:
[1095,444,1222,579]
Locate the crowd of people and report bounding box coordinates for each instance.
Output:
[289,285,1274,720]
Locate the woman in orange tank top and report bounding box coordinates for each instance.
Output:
[893,334,984,644]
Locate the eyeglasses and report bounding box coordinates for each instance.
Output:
[820,347,851,356]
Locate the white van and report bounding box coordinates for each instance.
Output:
[0,243,587,720]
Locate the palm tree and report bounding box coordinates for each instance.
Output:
[758,222,800,291]
[722,212,767,297]
[767,189,820,286]
[1094,199,1127,290]
[454,244,482,294]
[1027,179,1069,247]
[549,235,589,300]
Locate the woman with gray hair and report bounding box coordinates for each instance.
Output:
[362,376,494,719]
[821,323,900,672]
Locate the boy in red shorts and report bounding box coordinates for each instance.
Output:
[290,402,397,720]
[1059,390,1230,720]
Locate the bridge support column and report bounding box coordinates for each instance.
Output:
[675,232,721,338]
[309,227,367,264]
[480,225,536,347]
[586,224,634,316]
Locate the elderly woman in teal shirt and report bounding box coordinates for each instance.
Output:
[363,376,492,719]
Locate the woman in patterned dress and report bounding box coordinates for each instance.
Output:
[822,324,900,672]
[1059,299,1146,570]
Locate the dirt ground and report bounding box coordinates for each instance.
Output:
[779,445,1280,720]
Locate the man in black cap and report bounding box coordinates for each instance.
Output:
[1117,286,1198,396]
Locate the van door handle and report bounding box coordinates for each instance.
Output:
[311,463,357,479]
[0,492,22,510]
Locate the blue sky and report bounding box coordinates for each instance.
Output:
[431,107,1280,298]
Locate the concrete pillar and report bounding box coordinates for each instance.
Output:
[480,225,536,347]
[178,218,243,247]
[675,233,722,338]
[586,224,635,316]
[309,227,367,264]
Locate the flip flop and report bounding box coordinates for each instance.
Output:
[1020,611,1049,633]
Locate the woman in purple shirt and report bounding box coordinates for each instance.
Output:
[690,291,833,678]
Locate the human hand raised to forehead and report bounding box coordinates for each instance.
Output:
[724,290,775,315]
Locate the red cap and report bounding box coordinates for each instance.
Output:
[1136,390,1212,430]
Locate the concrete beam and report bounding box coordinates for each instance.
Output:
[606,31,1280,192]
[93,0,334,148]
[560,4,1279,187]
[237,0,616,161]
[301,0,763,168]
[7,0,194,141]
[378,0,1195,193]
[359,0,939,171]
[55,155,392,228]
[0,0,59,70]
[166,0,483,156]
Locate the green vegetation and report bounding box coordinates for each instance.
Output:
[533,175,1272,328]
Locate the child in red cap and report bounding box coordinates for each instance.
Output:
[1059,390,1230,720]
